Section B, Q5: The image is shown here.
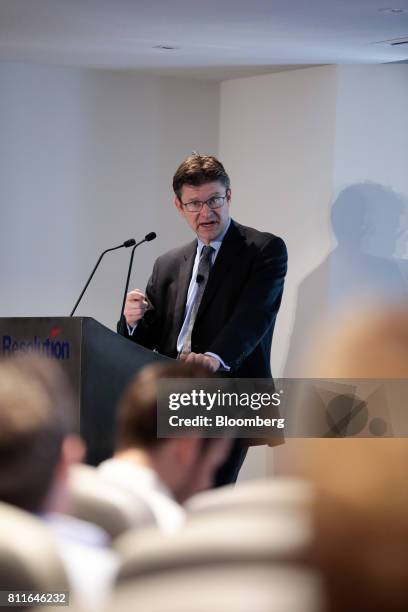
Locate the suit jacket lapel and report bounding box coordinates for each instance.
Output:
[171,240,197,342]
[196,220,246,323]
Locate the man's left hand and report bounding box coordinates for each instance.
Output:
[179,352,220,372]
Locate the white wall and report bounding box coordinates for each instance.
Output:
[332,64,408,280]
[220,65,338,378]
[334,65,408,197]
[328,65,408,323]
[0,63,219,327]
[3,62,405,366]
[219,66,338,480]
[219,64,408,480]
[2,61,407,480]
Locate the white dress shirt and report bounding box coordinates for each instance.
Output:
[43,513,119,612]
[176,219,231,368]
[97,458,185,535]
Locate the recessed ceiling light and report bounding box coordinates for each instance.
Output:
[152,45,180,51]
[378,7,408,13]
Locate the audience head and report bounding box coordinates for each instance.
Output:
[115,362,231,502]
[300,305,408,611]
[0,355,84,513]
[308,438,408,612]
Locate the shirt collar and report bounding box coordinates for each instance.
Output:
[99,458,176,500]
[197,218,231,256]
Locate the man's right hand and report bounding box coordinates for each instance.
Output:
[124,289,149,327]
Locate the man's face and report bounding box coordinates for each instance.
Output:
[175,181,231,245]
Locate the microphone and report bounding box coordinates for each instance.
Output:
[119,232,157,327]
[123,238,137,247]
[70,238,136,317]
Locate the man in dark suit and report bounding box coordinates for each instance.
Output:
[120,154,287,483]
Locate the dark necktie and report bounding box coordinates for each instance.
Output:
[181,245,214,354]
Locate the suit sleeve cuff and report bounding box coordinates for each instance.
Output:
[205,352,230,371]
[127,323,138,336]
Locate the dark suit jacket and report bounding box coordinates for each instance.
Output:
[120,220,287,378]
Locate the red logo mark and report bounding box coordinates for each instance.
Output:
[50,328,61,338]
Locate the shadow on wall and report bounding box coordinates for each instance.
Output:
[284,182,408,376]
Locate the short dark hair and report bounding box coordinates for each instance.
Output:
[116,362,212,451]
[0,356,76,513]
[173,154,231,199]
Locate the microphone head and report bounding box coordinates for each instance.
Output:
[196,274,205,284]
[123,238,136,248]
[145,232,157,242]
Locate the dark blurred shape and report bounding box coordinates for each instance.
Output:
[0,355,118,610]
[0,355,76,512]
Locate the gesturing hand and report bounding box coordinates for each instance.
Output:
[124,289,149,327]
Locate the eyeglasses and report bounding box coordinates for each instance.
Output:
[180,194,228,212]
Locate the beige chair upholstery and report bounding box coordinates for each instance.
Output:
[186,477,312,516]
[106,565,322,612]
[109,491,321,612]
[0,501,69,591]
[115,503,312,580]
[66,464,155,539]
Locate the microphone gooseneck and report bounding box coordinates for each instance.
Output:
[70,238,136,317]
[119,232,157,327]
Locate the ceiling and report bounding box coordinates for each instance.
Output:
[0,0,408,80]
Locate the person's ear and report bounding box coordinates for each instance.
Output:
[174,196,184,214]
[58,434,86,479]
[42,434,86,514]
[226,188,232,203]
[175,437,200,469]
